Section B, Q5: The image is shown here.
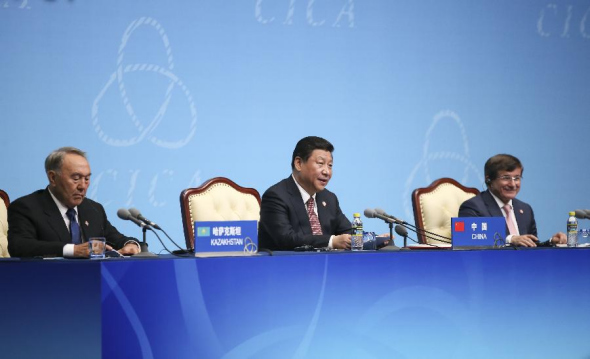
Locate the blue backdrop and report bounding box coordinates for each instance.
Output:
[2,0,590,252]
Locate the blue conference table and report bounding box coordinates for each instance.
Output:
[1,248,590,359]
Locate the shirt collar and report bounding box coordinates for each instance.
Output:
[292,174,316,204]
[489,190,513,211]
[47,187,77,216]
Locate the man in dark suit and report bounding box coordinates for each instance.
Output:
[259,136,352,250]
[459,154,565,247]
[8,147,141,258]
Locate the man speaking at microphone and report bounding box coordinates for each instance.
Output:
[258,136,352,250]
[8,147,141,258]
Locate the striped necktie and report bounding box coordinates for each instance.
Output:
[306,197,323,235]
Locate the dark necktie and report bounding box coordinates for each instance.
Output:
[306,197,323,235]
[66,208,81,244]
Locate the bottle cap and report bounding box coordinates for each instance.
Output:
[353,213,360,217]
[569,211,576,216]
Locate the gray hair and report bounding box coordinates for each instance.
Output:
[45,147,87,173]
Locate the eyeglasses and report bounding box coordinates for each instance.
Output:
[498,175,522,182]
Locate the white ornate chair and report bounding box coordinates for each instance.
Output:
[180,177,261,251]
[0,189,10,258]
[412,178,479,244]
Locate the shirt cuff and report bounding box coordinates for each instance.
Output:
[505,234,513,245]
[124,240,141,252]
[63,243,75,258]
[328,235,334,249]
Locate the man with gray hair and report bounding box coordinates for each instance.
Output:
[8,147,141,257]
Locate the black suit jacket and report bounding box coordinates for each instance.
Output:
[458,189,538,237]
[258,176,351,250]
[8,189,138,257]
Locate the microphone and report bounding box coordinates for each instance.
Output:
[584,209,590,219]
[394,224,410,248]
[364,208,397,224]
[367,208,451,244]
[394,224,409,238]
[117,208,152,229]
[374,208,406,224]
[129,208,162,230]
[127,208,187,253]
[574,209,588,220]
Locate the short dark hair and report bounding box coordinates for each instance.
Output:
[45,147,87,173]
[484,154,523,186]
[291,136,334,170]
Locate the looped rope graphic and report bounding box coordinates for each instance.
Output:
[244,237,258,254]
[403,110,483,219]
[92,17,197,149]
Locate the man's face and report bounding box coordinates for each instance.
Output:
[293,149,333,196]
[48,153,91,208]
[488,167,522,204]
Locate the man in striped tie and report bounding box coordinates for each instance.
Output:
[259,136,352,251]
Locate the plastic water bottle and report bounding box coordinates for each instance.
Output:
[351,213,363,251]
[567,211,578,247]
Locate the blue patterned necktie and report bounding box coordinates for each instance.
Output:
[66,208,81,244]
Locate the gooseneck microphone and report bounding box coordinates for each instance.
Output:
[366,207,452,245]
[394,224,410,248]
[574,209,589,220]
[129,208,162,230]
[374,208,406,224]
[117,208,152,229]
[127,208,188,254]
[364,208,401,251]
[117,208,157,257]
[364,208,397,224]
[394,224,408,238]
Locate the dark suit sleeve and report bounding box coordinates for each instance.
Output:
[8,199,65,257]
[527,205,538,237]
[331,195,352,235]
[259,188,332,249]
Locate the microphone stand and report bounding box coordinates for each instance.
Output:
[133,227,158,257]
[378,222,401,251]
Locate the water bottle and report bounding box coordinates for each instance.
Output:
[351,213,363,251]
[567,211,578,247]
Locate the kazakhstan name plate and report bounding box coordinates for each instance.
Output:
[451,217,506,249]
[194,220,258,257]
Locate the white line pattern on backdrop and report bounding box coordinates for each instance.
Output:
[2,0,30,10]
[92,17,197,148]
[403,110,483,219]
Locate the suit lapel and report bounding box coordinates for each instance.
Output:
[482,190,504,217]
[77,199,97,242]
[483,190,521,235]
[41,189,71,243]
[316,191,330,234]
[286,177,313,236]
[512,200,527,232]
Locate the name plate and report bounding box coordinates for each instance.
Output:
[193,220,258,256]
[451,217,506,249]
